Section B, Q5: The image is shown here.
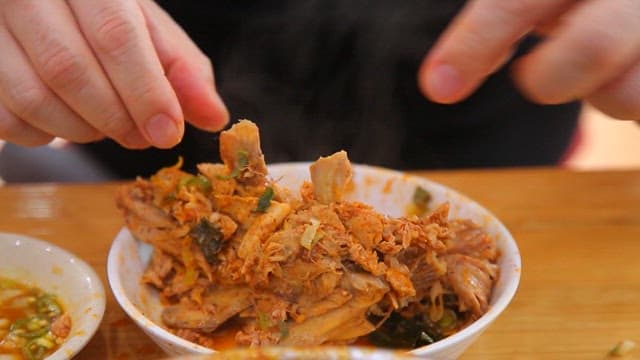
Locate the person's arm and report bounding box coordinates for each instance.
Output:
[0,0,228,148]
[419,0,640,121]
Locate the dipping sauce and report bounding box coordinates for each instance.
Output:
[0,277,71,360]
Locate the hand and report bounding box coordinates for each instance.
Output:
[0,0,228,148]
[419,0,640,120]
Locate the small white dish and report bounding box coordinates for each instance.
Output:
[108,163,521,359]
[0,232,106,360]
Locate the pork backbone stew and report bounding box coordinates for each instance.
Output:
[117,120,499,350]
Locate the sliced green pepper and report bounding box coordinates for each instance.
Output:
[11,315,51,339]
[22,339,48,360]
[36,294,62,317]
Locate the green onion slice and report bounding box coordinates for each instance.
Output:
[255,187,275,213]
[218,150,250,180]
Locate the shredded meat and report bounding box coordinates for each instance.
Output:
[142,250,174,288]
[116,120,499,348]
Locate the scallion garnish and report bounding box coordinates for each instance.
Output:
[218,150,250,180]
[256,187,275,212]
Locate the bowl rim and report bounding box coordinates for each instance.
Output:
[0,232,106,360]
[108,162,521,356]
[107,229,213,354]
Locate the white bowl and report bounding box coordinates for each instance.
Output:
[0,232,106,360]
[168,346,423,359]
[108,163,521,359]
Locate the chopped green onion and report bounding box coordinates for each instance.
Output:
[436,309,458,331]
[0,278,19,289]
[279,320,290,340]
[36,294,62,318]
[34,337,55,349]
[255,187,275,213]
[609,340,636,357]
[10,317,29,332]
[300,218,321,250]
[12,315,50,339]
[413,186,432,209]
[257,311,272,330]
[22,339,47,360]
[419,331,435,344]
[217,149,250,180]
[179,175,213,193]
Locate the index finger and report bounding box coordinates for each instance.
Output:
[418,0,574,104]
[68,0,184,148]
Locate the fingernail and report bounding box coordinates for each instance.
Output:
[200,80,229,131]
[211,92,230,130]
[426,64,465,103]
[145,113,180,148]
[124,131,149,149]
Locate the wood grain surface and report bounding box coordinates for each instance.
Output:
[1,167,639,359]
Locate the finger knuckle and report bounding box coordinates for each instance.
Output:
[39,45,89,90]
[93,7,137,57]
[8,83,48,120]
[96,109,135,138]
[493,0,532,19]
[0,114,51,146]
[571,31,620,72]
[130,78,162,107]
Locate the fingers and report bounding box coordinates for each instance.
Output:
[0,103,53,147]
[68,0,184,148]
[139,0,229,132]
[419,0,575,103]
[514,0,640,105]
[587,61,640,120]
[3,0,149,148]
[0,24,101,143]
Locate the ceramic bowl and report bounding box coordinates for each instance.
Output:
[108,163,521,359]
[0,232,106,359]
[165,346,422,359]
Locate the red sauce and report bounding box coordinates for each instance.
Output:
[0,277,68,360]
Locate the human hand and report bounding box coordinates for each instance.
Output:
[419,0,640,120]
[0,0,228,148]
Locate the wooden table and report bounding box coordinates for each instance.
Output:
[1,167,639,359]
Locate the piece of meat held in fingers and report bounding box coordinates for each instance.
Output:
[219,120,268,196]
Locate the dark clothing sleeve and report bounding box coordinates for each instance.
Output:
[80,0,579,178]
